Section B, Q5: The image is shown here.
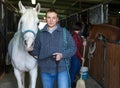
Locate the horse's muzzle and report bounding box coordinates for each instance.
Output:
[24,38,34,51]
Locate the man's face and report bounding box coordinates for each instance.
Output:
[46,12,58,29]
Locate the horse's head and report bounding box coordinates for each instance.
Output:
[18,1,41,51]
[88,30,102,43]
[88,24,120,43]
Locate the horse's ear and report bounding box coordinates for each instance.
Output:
[35,3,41,13]
[18,1,26,14]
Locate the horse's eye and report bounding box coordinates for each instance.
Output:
[37,22,39,26]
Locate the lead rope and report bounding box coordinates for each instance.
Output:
[63,28,71,88]
[56,60,59,88]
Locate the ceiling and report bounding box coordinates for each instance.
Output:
[3,0,120,19]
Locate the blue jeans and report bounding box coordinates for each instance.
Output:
[40,71,69,88]
[70,55,81,86]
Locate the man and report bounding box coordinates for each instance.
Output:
[30,8,76,88]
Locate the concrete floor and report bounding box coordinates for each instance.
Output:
[0,69,102,88]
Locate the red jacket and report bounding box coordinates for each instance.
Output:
[72,32,83,60]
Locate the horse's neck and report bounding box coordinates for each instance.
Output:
[12,19,25,50]
[13,31,24,50]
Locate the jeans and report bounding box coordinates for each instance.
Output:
[70,55,81,87]
[41,71,69,88]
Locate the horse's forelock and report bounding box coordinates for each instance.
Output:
[23,9,37,18]
[19,9,38,27]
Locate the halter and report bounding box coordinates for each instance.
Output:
[22,29,37,38]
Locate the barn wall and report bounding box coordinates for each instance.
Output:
[0,1,5,76]
[0,1,19,75]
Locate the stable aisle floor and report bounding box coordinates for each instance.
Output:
[0,70,102,88]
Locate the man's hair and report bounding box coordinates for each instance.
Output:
[72,22,82,31]
[46,8,58,17]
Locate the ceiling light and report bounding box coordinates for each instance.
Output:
[31,0,36,5]
[118,11,120,14]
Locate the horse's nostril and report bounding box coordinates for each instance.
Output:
[31,42,34,47]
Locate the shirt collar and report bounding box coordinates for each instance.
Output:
[47,26,57,33]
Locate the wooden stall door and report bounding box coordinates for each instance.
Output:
[89,40,104,86]
[104,43,120,88]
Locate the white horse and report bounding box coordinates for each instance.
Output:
[8,1,41,88]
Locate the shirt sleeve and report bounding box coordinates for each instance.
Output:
[62,30,77,59]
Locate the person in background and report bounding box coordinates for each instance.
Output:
[29,8,76,88]
[70,22,87,88]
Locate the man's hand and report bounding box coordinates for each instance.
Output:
[52,53,63,61]
[81,57,85,67]
[83,38,87,46]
